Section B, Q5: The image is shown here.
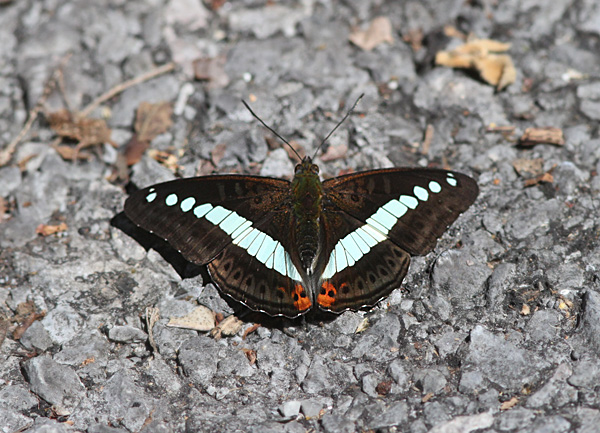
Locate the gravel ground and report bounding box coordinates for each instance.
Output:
[1,0,600,432]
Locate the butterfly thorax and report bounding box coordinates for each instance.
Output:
[291,157,324,275]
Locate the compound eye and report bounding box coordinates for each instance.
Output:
[311,164,319,174]
[295,164,303,174]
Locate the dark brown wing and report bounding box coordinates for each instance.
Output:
[315,168,478,313]
[124,175,293,265]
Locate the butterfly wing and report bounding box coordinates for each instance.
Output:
[317,168,478,313]
[124,175,310,317]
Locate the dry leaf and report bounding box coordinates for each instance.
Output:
[134,102,173,143]
[319,143,348,162]
[349,16,394,51]
[13,311,46,340]
[147,149,180,172]
[125,101,173,165]
[521,304,531,315]
[211,143,227,166]
[376,380,393,396]
[435,38,516,90]
[53,144,92,161]
[355,317,370,333]
[242,348,257,365]
[512,158,544,177]
[210,315,243,339]
[523,172,554,187]
[193,55,229,89]
[36,222,68,236]
[167,305,216,331]
[242,323,261,340]
[402,28,424,51]
[519,127,565,147]
[46,109,117,159]
[500,397,519,411]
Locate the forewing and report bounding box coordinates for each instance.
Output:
[323,168,478,255]
[124,175,292,266]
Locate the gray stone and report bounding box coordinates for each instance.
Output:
[102,371,152,432]
[366,401,409,429]
[526,363,577,408]
[19,320,54,351]
[413,368,447,395]
[464,326,547,391]
[0,165,21,195]
[428,411,494,433]
[321,414,356,433]
[388,359,410,391]
[431,249,491,308]
[23,356,86,416]
[108,325,148,343]
[178,336,220,388]
[0,407,32,433]
[278,400,301,419]
[259,148,295,178]
[580,290,600,353]
[529,415,571,433]
[497,407,536,431]
[525,310,562,342]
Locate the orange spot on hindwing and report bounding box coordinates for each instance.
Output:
[292,284,312,312]
[318,282,343,308]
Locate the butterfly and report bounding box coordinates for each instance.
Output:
[124,99,478,318]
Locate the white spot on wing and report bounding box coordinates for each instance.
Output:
[382,199,408,219]
[322,248,336,279]
[146,191,157,203]
[256,235,277,263]
[219,212,246,235]
[272,242,287,276]
[414,186,429,201]
[180,197,196,212]
[429,181,442,193]
[194,203,213,218]
[205,206,232,225]
[165,194,178,206]
[334,243,348,273]
[399,195,418,209]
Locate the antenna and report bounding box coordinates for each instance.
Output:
[242,100,302,161]
[312,93,364,159]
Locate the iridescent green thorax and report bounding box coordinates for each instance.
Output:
[291,157,324,272]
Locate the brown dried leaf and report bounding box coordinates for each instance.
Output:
[512,158,544,177]
[500,397,519,411]
[210,315,243,339]
[193,55,229,89]
[167,305,216,332]
[242,348,257,365]
[147,149,180,172]
[242,323,261,340]
[519,127,565,147]
[523,172,554,187]
[435,38,516,89]
[349,16,394,51]
[46,108,117,158]
[211,143,228,166]
[473,54,516,90]
[134,101,173,143]
[53,144,92,161]
[319,143,348,162]
[402,28,424,51]
[36,222,68,236]
[13,311,46,340]
[124,135,150,166]
[376,380,393,396]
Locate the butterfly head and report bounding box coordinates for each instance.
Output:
[294,156,320,178]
